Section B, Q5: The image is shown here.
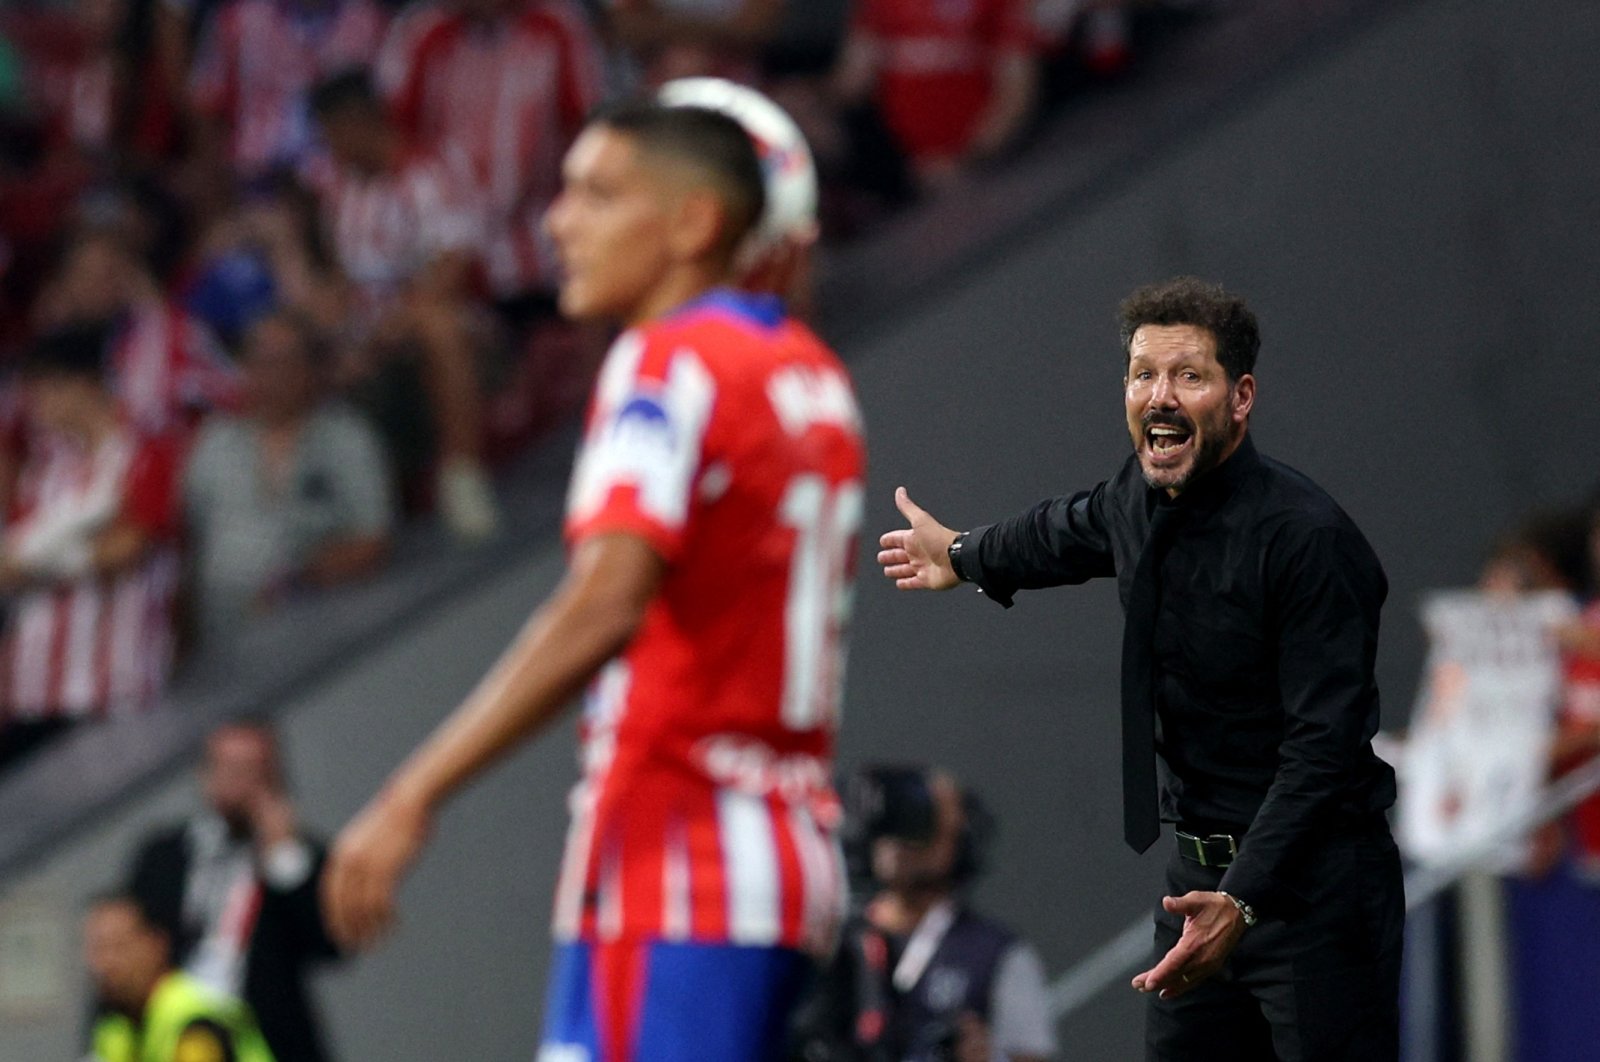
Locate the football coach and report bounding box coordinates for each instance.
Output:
[877,277,1403,1061]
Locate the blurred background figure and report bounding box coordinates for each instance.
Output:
[607,0,784,85]
[183,310,393,633]
[127,719,344,1062]
[832,0,1040,192]
[375,0,601,318]
[85,890,277,1062]
[185,0,389,189]
[792,765,1056,1062]
[307,67,498,539]
[0,323,181,771]
[32,226,240,440]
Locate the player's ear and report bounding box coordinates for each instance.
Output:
[670,188,730,264]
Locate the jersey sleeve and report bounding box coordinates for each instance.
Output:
[564,329,717,564]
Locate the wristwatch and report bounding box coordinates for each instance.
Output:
[947,531,970,582]
[1217,891,1257,928]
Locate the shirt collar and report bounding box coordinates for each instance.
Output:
[670,287,786,329]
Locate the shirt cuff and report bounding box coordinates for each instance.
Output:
[960,525,1014,609]
[260,838,314,891]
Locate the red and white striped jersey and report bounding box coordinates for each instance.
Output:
[109,301,242,437]
[558,290,867,949]
[375,0,603,297]
[303,151,484,317]
[0,428,181,722]
[191,0,388,176]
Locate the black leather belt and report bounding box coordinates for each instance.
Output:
[1176,828,1242,868]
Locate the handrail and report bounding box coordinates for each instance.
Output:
[1047,754,1600,1020]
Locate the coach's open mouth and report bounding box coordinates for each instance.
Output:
[1146,424,1193,460]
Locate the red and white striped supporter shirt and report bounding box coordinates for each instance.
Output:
[303,151,484,318]
[376,0,603,297]
[1,428,181,722]
[559,290,866,949]
[854,0,1038,161]
[191,0,388,176]
[109,301,242,437]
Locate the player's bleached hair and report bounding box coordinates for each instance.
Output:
[589,100,767,261]
[1119,276,1261,382]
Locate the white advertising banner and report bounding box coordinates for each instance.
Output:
[1398,590,1576,872]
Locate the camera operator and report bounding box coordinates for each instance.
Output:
[792,766,1057,1062]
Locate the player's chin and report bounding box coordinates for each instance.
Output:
[555,283,605,323]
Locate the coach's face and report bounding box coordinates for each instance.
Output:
[1124,324,1254,495]
[546,127,677,325]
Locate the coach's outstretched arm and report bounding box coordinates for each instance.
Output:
[878,487,962,590]
[322,534,664,951]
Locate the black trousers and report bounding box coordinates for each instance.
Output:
[1144,825,1405,1062]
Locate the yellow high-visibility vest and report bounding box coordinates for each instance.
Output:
[90,971,275,1062]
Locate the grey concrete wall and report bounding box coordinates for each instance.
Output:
[3,0,1599,1058]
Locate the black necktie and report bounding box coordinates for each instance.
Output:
[1121,503,1183,853]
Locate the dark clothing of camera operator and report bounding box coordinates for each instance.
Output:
[878,279,1404,1061]
[792,770,1056,1062]
[126,722,344,1062]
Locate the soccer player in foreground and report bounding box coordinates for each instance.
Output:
[323,98,866,1062]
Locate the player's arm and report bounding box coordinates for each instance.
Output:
[322,532,664,950]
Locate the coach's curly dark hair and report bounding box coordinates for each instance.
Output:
[1118,276,1260,382]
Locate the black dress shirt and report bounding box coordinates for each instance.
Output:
[956,434,1396,913]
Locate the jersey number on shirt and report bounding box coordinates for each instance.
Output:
[779,475,864,731]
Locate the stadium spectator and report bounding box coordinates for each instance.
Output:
[127,718,344,1062]
[307,68,499,538]
[183,310,394,632]
[6,0,182,170]
[606,0,784,86]
[85,890,277,1062]
[375,0,603,309]
[792,766,1057,1062]
[187,0,389,183]
[833,0,1040,189]
[32,227,240,438]
[0,323,182,770]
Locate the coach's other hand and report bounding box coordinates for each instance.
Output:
[879,487,962,591]
[1131,891,1247,1000]
[323,789,432,951]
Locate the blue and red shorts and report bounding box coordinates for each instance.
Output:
[537,940,810,1062]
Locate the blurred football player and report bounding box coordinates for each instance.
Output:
[323,97,864,1062]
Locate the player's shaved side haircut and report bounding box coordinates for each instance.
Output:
[590,100,767,258]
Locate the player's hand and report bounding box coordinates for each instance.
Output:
[322,789,432,952]
[1131,892,1247,999]
[878,487,961,591]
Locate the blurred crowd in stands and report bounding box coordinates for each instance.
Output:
[0,0,1204,770]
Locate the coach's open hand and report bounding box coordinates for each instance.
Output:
[1131,891,1247,999]
[323,789,432,951]
[879,487,962,590]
